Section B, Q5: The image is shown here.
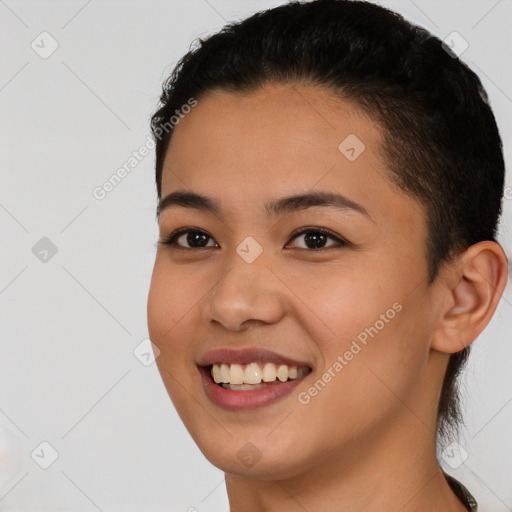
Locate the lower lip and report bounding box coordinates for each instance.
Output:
[199,366,309,411]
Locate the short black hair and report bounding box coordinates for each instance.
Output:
[150,0,505,441]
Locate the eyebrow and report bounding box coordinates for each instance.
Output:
[157,190,373,222]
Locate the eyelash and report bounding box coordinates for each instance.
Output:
[157,226,349,251]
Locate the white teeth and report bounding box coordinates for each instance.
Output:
[210,362,309,385]
[262,363,277,382]
[223,383,268,391]
[230,364,244,385]
[220,363,230,383]
[277,364,288,382]
[244,363,262,384]
[212,364,221,383]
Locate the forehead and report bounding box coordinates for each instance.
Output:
[164,84,378,180]
[160,82,423,230]
[165,82,377,159]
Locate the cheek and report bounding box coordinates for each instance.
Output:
[296,267,395,349]
[296,317,422,456]
[296,267,426,413]
[147,258,203,342]
[147,260,201,390]
[147,267,200,421]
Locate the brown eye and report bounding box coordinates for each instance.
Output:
[159,228,218,249]
[287,228,347,250]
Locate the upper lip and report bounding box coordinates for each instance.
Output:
[197,348,312,369]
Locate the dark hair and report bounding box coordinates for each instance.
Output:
[150,0,505,441]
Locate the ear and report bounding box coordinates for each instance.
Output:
[431,241,509,354]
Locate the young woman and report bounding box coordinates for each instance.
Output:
[147,1,508,510]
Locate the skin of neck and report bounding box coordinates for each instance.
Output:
[224,349,468,512]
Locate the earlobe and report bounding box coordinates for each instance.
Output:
[431,241,509,354]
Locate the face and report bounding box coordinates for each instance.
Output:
[147,82,444,479]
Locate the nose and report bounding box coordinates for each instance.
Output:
[201,251,286,332]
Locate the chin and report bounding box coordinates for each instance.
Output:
[192,434,311,480]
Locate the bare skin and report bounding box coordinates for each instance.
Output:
[147,82,508,511]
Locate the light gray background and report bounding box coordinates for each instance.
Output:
[1,0,511,510]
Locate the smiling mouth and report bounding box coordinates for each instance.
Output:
[207,362,312,390]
